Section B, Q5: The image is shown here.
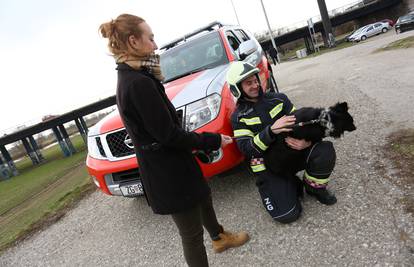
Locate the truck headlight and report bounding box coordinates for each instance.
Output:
[185,94,221,131]
[87,135,107,160]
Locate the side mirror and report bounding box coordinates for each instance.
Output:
[237,40,257,60]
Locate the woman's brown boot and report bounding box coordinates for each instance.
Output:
[212,230,249,253]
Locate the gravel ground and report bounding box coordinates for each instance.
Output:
[1,30,413,267]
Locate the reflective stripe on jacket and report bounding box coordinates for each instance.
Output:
[231,92,295,172]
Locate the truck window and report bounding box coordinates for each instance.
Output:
[226,31,241,51]
[234,29,250,42]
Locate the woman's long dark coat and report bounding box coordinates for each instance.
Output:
[116,63,220,215]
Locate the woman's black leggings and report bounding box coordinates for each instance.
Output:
[171,194,222,267]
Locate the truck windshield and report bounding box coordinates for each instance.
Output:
[160,32,228,83]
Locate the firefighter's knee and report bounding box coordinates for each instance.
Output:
[308,141,336,173]
[321,141,336,163]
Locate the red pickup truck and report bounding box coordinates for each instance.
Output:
[86,22,276,197]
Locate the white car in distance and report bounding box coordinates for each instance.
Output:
[348,22,392,42]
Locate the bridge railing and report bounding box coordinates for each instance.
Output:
[255,0,373,41]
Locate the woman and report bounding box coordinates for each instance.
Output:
[99,14,249,267]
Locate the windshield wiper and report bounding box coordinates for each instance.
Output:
[163,63,216,83]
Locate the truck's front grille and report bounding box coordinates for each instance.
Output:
[96,137,106,157]
[106,130,135,158]
[104,108,185,159]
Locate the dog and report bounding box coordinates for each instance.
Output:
[264,102,356,174]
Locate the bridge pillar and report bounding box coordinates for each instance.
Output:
[28,135,45,162]
[0,145,18,176]
[0,154,11,180]
[79,117,88,134]
[52,126,72,157]
[317,0,335,47]
[58,125,76,154]
[21,138,40,165]
[75,118,87,145]
[304,36,314,54]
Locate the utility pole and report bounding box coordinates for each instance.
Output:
[259,0,279,62]
[317,0,335,47]
[230,0,241,25]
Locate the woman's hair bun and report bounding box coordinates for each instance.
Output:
[99,20,114,38]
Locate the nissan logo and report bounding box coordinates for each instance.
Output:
[124,134,134,149]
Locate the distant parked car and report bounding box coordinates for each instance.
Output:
[381,19,395,27]
[348,22,392,42]
[395,13,414,34]
[346,25,370,42]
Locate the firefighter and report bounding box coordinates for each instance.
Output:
[227,61,337,223]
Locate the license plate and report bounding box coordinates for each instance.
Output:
[119,182,143,197]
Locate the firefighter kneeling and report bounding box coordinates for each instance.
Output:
[227,62,337,224]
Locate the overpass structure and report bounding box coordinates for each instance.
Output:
[259,0,402,53]
[0,96,116,179]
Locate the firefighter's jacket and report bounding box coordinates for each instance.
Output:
[230,92,295,173]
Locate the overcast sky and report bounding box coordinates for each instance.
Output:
[0,0,356,134]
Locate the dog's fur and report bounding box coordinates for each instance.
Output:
[264,102,356,173]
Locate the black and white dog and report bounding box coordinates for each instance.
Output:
[264,102,356,173]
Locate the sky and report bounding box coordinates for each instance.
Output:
[0,0,356,135]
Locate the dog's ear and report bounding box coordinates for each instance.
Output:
[333,102,348,112]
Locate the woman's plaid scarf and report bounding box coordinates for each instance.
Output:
[116,53,164,81]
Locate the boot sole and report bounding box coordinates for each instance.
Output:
[213,247,227,253]
[305,190,337,205]
[213,237,250,253]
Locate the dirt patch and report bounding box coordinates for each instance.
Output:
[383,128,414,215]
[0,163,96,253]
[4,183,95,248]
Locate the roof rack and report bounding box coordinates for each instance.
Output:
[160,21,225,50]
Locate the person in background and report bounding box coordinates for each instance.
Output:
[99,14,249,267]
[268,46,279,64]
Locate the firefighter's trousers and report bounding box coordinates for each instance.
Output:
[257,141,336,223]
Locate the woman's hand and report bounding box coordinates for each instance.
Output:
[270,115,296,134]
[220,134,233,147]
[285,137,311,150]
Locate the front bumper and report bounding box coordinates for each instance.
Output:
[86,155,139,196]
[86,143,243,196]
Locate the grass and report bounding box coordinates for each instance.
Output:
[14,134,86,171]
[390,129,414,158]
[306,40,355,58]
[0,152,87,216]
[0,135,94,252]
[374,36,414,52]
[279,44,306,61]
[279,34,355,62]
[384,129,414,215]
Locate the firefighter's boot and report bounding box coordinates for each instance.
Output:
[304,183,337,205]
[294,175,304,199]
[212,230,249,253]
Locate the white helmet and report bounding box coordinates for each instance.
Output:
[226,61,260,99]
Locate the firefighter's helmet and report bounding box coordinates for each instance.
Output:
[226,61,260,99]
